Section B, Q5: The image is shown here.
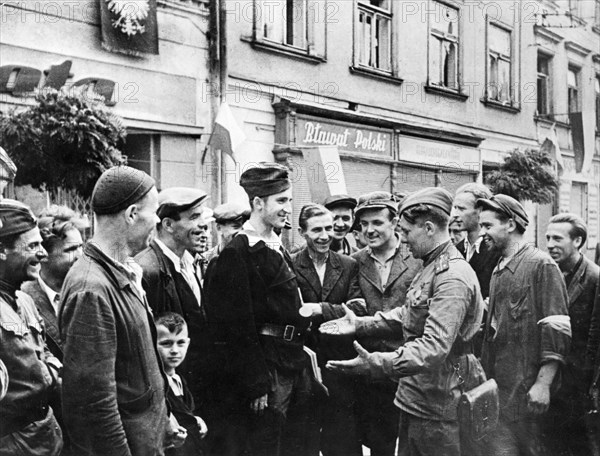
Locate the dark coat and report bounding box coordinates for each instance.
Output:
[59,243,168,456]
[204,234,310,401]
[22,279,63,362]
[135,240,208,405]
[292,247,365,361]
[351,244,422,352]
[456,238,501,299]
[165,376,205,456]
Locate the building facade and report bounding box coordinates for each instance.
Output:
[219,0,600,254]
[0,0,212,206]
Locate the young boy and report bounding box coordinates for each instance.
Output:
[156,312,208,456]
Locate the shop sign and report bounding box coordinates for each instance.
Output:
[0,60,117,106]
[296,116,392,156]
[399,135,479,170]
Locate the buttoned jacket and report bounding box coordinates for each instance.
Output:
[482,244,570,422]
[60,243,168,456]
[351,243,421,352]
[22,279,63,361]
[355,241,486,420]
[292,247,365,361]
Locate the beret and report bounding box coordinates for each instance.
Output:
[399,187,453,216]
[475,194,529,230]
[157,187,209,219]
[213,202,251,224]
[0,199,37,238]
[92,166,155,215]
[355,191,398,219]
[240,163,291,198]
[323,194,357,210]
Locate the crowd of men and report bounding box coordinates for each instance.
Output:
[0,161,599,456]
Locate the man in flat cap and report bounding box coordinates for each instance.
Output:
[324,194,358,255]
[135,187,210,411]
[204,163,312,456]
[321,187,486,456]
[477,195,570,456]
[335,191,419,456]
[0,199,63,456]
[203,201,250,265]
[60,166,182,456]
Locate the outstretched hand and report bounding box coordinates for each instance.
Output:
[319,304,357,336]
[326,341,372,376]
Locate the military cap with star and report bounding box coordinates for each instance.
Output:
[399,187,453,216]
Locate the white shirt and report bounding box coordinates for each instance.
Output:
[464,237,482,262]
[167,373,184,397]
[242,221,283,255]
[155,238,202,305]
[38,277,59,315]
[309,253,328,286]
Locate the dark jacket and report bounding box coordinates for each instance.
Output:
[292,247,365,362]
[563,256,599,389]
[482,244,570,422]
[135,240,208,405]
[59,243,169,456]
[22,279,63,361]
[204,233,310,401]
[165,376,205,456]
[456,238,501,299]
[351,243,422,352]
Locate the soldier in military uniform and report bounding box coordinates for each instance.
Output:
[320,187,486,456]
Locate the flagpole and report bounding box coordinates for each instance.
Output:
[219,0,228,206]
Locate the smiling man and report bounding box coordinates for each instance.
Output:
[348,193,421,456]
[135,187,210,409]
[320,187,485,456]
[324,194,357,255]
[292,203,365,456]
[0,199,63,456]
[204,163,311,456]
[543,213,599,456]
[476,194,570,456]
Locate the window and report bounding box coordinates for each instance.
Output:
[595,75,600,132]
[487,23,513,104]
[429,2,459,90]
[536,53,551,116]
[568,67,580,114]
[261,0,307,48]
[356,0,392,72]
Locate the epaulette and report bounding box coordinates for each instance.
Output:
[434,253,450,275]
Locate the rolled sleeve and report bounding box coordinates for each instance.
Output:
[537,263,570,366]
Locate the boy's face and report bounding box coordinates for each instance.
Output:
[157,324,190,373]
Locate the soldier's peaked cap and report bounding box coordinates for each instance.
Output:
[399,187,453,216]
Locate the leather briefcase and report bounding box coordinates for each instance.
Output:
[458,378,499,441]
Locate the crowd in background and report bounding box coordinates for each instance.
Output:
[0,162,599,456]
